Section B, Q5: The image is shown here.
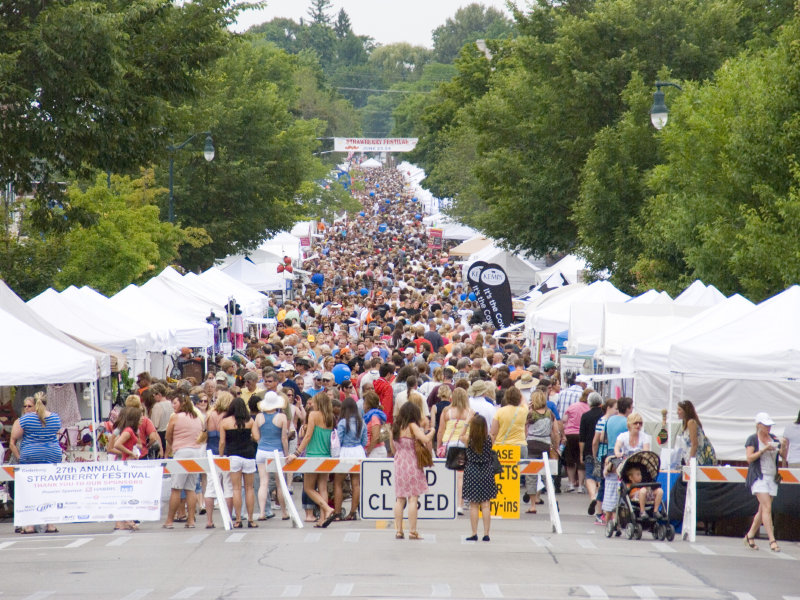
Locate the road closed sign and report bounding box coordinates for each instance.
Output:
[360,459,455,519]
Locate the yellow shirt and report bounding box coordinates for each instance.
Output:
[493,405,527,446]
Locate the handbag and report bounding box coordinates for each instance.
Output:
[445,446,466,470]
[437,415,461,458]
[696,427,717,466]
[330,428,341,458]
[491,449,503,475]
[415,438,433,469]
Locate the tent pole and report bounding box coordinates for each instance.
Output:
[666,373,674,515]
[90,379,99,460]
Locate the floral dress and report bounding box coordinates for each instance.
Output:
[394,437,428,498]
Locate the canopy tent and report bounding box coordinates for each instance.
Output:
[0,281,115,377]
[108,285,214,349]
[258,231,303,263]
[627,290,673,305]
[360,158,382,168]
[593,303,707,369]
[216,257,290,292]
[422,214,477,240]
[61,285,172,352]
[674,280,726,307]
[397,161,426,186]
[449,235,492,258]
[216,248,286,268]
[528,280,630,335]
[184,272,267,318]
[28,288,155,360]
[140,276,224,324]
[533,254,588,286]
[0,309,96,384]
[463,243,542,296]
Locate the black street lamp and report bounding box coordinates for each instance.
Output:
[168,132,215,223]
[650,82,683,130]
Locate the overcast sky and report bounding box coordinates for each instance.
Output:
[233,1,520,48]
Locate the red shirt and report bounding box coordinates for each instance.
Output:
[372,377,394,424]
[137,416,157,458]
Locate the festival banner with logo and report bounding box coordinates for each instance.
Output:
[428,228,443,249]
[14,462,163,526]
[466,260,492,325]
[333,138,418,153]
[475,263,514,329]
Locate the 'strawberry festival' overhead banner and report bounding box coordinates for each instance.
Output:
[334,138,418,153]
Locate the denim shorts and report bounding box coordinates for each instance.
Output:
[584,456,599,482]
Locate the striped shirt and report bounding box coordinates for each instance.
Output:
[555,384,584,420]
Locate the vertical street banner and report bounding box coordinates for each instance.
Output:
[475,263,514,329]
[466,260,492,325]
[491,445,520,518]
[14,462,163,526]
[428,228,443,249]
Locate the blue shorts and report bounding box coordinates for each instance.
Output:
[584,456,599,482]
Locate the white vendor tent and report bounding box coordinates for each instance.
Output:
[627,290,673,305]
[108,285,215,349]
[534,254,588,286]
[184,272,266,318]
[140,275,224,324]
[217,257,292,293]
[594,303,707,370]
[28,288,155,361]
[0,309,96,384]
[449,235,492,258]
[258,231,303,263]
[528,280,630,334]
[0,281,113,378]
[360,158,382,168]
[674,280,726,307]
[422,214,478,241]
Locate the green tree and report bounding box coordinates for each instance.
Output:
[432,2,514,64]
[633,17,800,300]
[167,41,354,270]
[307,0,333,25]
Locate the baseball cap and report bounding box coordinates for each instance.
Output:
[542,360,557,370]
[215,372,227,382]
[755,412,775,426]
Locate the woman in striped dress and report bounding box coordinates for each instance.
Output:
[11,392,62,534]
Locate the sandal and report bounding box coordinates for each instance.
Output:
[743,535,758,550]
[769,539,781,553]
[248,520,258,528]
[395,531,405,539]
[343,512,358,521]
[408,531,422,540]
[233,520,243,529]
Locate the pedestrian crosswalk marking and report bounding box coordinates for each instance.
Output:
[581,585,608,599]
[304,532,321,543]
[577,538,596,549]
[431,583,451,597]
[631,585,658,599]
[281,585,302,597]
[22,593,55,600]
[731,593,757,600]
[119,589,153,600]
[331,583,353,596]
[225,533,245,543]
[343,532,360,543]
[691,544,715,555]
[0,541,16,550]
[64,538,92,548]
[531,536,553,548]
[105,536,131,547]
[480,583,503,598]
[650,541,676,553]
[186,533,209,544]
[169,587,203,599]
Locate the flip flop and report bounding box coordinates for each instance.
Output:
[44,528,59,533]
[162,524,175,529]
[206,524,215,529]
[20,528,37,534]
[525,509,537,514]
[282,516,290,521]
[320,512,337,528]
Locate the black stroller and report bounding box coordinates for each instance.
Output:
[605,450,675,541]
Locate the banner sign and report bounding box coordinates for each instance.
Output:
[334,138,418,153]
[538,332,557,365]
[360,459,455,519]
[14,462,163,526]
[472,262,514,330]
[428,228,443,249]
[466,260,491,325]
[491,445,520,518]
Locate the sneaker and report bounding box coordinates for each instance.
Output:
[576,486,587,494]
[594,514,606,525]
[565,483,576,493]
[457,508,464,516]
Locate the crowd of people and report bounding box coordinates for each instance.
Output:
[4,163,800,545]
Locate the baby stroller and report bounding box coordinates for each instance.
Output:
[605,450,675,541]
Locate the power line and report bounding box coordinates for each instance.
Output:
[336,86,433,94]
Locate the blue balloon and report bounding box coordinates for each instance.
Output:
[460,293,467,301]
[332,363,351,384]
[360,288,368,297]
[412,197,418,202]
[315,288,321,295]
[311,273,324,287]
[415,213,422,220]
[369,191,375,197]
[375,184,380,188]
[348,290,356,296]
[378,224,387,233]
[359,211,365,217]
[385,199,391,204]
[468,292,476,301]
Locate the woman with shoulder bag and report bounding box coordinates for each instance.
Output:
[676,400,716,466]
[524,390,558,514]
[744,412,787,552]
[436,387,472,515]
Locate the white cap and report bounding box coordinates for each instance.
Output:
[755,412,775,426]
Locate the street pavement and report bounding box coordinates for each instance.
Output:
[1,483,797,600]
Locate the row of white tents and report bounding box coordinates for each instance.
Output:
[522,279,800,459]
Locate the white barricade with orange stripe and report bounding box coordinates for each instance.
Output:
[680,460,800,542]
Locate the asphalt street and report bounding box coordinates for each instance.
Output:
[1,484,797,600]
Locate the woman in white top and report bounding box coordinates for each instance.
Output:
[614,412,652,458]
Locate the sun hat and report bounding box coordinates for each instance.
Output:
[258,391,285,412]
[515,372,539,390]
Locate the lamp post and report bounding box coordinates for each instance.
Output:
[168,132,215,223]
[650,82,683,130]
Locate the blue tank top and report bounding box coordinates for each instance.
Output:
[19,412,62,464]
[258,413,284,452]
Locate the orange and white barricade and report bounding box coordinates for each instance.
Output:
[681,460,800,542]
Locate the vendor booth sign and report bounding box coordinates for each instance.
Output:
[334,138,418,153]
[428,228,443,249]
[14,462,162,526]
